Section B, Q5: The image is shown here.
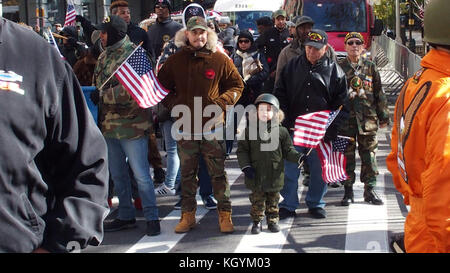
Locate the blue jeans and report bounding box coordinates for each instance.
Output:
[106,137,159,221]
[161,120,181,189]
[279,143,328,211]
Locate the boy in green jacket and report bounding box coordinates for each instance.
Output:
[237,94,303,234]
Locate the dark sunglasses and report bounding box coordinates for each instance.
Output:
[347,40,363,46]
[238,39,250,44]
[155,5,168,9]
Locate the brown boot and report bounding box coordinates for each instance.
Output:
[218,210,234,233]
[174,210,196,233]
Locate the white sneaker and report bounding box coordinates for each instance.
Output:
[154,184,176,196]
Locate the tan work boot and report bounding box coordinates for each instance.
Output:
[218,210,234,233]
[174,210,196,233]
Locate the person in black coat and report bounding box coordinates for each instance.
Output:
[146,0,183,64]
[256,10,290,92]
[0,17,109,253]
[274,30,348,220]
[226,30,270,155]
[232,30,270,106]
[76,0,149,52]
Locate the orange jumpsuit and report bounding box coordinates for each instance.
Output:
[386,48,450,253]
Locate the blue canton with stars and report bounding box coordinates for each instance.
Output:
[127,47,152,77]
[333,137,349,153]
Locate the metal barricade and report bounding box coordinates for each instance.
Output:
[373,34,422,96]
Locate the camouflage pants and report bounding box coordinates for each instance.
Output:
[177,139,231,212]
[249,191,280,224]
[341,118,379,187]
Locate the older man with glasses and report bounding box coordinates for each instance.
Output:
[337,32,390,207]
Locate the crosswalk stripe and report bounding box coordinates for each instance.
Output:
[126,167,243,253]
[234,184,304,253]
[344,172,390,253]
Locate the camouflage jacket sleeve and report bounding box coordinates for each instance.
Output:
[372,63,390,124]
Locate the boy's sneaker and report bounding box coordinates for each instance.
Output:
[251,221,262,234]
[202,196,217,210]
[146,220,161,236]
[268,222,280,233]
[174,199,182,210]
[155,184,176,196]
[104,218,137,232]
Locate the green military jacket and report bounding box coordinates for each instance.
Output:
[94,36,151,139]
[237,121,300,192]
[338,57,390,135]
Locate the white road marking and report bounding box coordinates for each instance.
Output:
[126,168,242,253]
[234,184,304,253]
[344,172,390,253]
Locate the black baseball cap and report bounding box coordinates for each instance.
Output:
[97,15,127,34]
[304,29,328,49]
[295,16,314,27]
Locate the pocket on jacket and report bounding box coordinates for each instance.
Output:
[21,193,45,236]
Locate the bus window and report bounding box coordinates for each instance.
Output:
[225,11,273,36]
[303,0,367,33]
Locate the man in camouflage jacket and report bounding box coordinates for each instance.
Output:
[94,15,160,236]
[337,32,390,206]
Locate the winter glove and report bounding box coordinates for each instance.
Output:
[298,152,307,166]
[324,124,338,143]
[90,89,100,105]
[242,167,256,179]
[75,15,85,23]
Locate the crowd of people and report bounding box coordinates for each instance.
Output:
[1,0,448,253]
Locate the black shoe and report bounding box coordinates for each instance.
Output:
[153,168,166,184]
[202,196,217,210]
[268,223,280,233]
[308,207,327,219]
[104,218,137,232]
[251,221,262,234]
[341,186,354,206]
[279,208,296,220]
[364,186,384,205]
[146,220,161,236]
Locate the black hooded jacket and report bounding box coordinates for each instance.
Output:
[274,53,348,133]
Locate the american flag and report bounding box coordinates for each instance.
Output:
[293,109,340,148]
[316,137,349,184]
[47,29,64,59]
[115,47,169,108]
[64,0,77,27]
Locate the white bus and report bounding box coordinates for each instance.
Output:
[214,0,284,36]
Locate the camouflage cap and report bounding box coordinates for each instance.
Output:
[272,10,287,19]
[186,16,208,31]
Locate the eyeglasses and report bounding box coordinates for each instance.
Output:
[238,39,250,44]
[347,40,363,46]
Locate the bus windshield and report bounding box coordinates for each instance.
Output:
[225,11,273,36]
[303,0,367,33]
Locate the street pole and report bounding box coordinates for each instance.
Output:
[395,0,402,43]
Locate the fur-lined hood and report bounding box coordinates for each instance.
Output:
[173,27,218,53]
